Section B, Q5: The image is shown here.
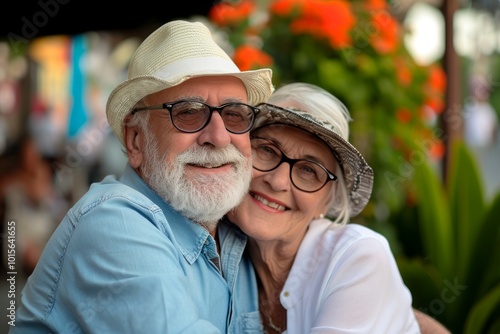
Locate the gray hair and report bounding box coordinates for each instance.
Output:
[127,98,152,132]
[267,82,352,226]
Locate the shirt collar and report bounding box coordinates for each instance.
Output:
[120,164,215,265]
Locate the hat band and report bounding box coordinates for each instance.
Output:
[152,57,242,80]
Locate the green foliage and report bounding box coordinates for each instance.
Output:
[398,141,500,333]
[209,0,446,223]
[413,152,454,278]
[465,285,500,334]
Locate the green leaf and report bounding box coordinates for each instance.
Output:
[397,257,443,306]
[447,141,485,280]
[413,159,454,278]
[464,284,500,334]
[470,192,500,297]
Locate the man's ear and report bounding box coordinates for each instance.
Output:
[123,114,144,168]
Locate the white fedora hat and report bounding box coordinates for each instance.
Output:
[106,20,274,145]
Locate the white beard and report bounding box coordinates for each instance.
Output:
[141,135,252,229]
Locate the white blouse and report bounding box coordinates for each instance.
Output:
[281,219,420,334]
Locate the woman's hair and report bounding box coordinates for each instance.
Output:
[267,82,352,226]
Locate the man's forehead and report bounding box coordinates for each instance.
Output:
[149,76,248,102]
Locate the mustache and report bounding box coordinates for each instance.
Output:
[176,145,247,168]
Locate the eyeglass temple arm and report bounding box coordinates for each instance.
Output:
[131,103,168,114]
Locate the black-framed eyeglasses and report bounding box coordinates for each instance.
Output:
[251,137,337,193]
[131,100,260,134]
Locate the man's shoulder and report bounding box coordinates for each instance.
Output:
[72,175,159,217]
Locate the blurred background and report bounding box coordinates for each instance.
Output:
[1,0,499,333]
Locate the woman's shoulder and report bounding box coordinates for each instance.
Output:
[301,220,393,264]
[309,219,387,243]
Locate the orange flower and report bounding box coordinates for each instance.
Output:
[369,11,400,54]
[396,108,412,123]
[270,0,305,16]
[429,139,445,160]
[209,0,255,26]
[233,45,274,71]
[422,64,447,115]
[426,64,447,94]
[288,0,356,49]
[424,96,445,115]
[395,58,412,86]
[397,67,412,86]
[363,0,388,10]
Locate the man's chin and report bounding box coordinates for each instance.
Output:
[175,180,248,223]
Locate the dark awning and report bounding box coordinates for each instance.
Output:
[1,0,217,38]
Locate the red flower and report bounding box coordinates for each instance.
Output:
[429,139,445,160]
[270,0,304,16]
[424,96,445,115]
[209,0,256,26]
[270,0,355,49]
[369,10,400,54]
[291,0,356,49]
[396,108,412,123]
[426,64,447,94]
[363,0,389,10]
[423,63,447,114]
[233,45,274,71]
[395,58,412,87]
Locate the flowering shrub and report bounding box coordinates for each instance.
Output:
[209,0,447,222]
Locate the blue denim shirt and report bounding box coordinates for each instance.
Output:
[12,164,261,334]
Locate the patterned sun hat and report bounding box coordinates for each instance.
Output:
[254,103,374,217]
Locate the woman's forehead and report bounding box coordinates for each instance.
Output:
[254,124,316,143]
[254,125,327,152]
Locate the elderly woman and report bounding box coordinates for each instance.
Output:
[227,82,421,333]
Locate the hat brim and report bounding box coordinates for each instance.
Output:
[106,68,273,146]
[254,103,374,217]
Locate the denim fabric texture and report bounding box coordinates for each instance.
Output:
[12,164,260,334]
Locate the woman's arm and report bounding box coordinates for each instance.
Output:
[414,309,451,334]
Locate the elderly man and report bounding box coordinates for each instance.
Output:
[12,20,273,333]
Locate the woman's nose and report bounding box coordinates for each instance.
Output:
[263,161,292,192]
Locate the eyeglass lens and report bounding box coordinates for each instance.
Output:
[170,101,255,133]
[251,138,331,192]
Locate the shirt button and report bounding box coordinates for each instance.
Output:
[283,291,290,297]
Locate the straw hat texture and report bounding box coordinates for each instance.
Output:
[106,20,274,145]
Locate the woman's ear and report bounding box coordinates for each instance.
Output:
[123,115,144,168]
